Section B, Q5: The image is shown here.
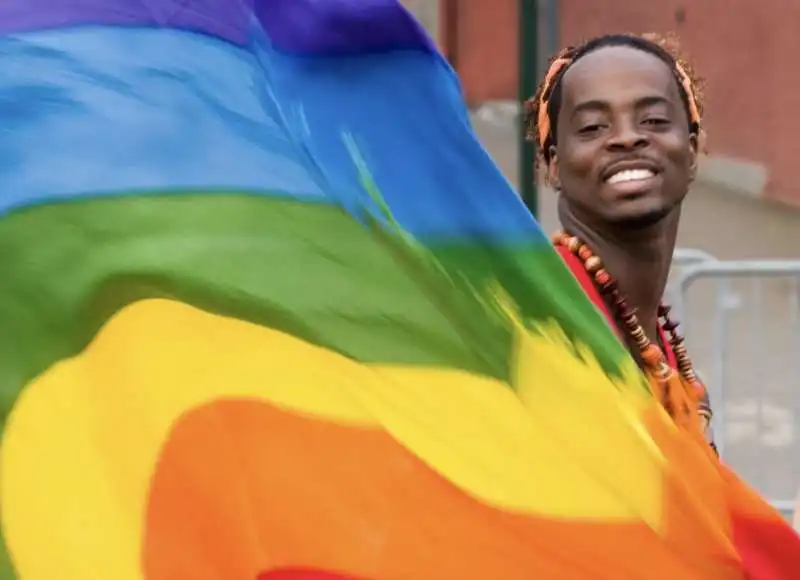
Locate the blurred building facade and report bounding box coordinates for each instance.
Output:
[431,0,800,208]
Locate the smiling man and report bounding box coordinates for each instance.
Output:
[524,33,713,435]
[524,33,800,577]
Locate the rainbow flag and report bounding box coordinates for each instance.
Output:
[0,1,797,579]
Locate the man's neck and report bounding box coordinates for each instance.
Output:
[558,200,679,341]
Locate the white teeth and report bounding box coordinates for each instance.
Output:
[607,168,655,184]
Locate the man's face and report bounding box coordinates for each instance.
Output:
[548,46,698,229]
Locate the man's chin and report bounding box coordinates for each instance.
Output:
[608,208,673,230]
[603,197,680,230]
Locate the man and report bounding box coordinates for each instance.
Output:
[525,32,800,577]
[525,33,711,433]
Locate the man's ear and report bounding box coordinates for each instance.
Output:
[688,132,699,183]
[547,146,561,190]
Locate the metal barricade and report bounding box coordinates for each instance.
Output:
[673,248,719,268]
[666,249,721,315]
[670,259,800,522]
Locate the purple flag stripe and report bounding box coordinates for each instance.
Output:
[0,0,434,54]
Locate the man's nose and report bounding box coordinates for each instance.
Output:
[606,121,649,150]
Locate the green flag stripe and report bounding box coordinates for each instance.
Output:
[0,192,628,431]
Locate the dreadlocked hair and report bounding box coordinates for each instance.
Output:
[524,32,705,165]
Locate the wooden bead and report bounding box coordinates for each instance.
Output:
[659,361,676,378]
[584,256,602,272]
[594,270,610,285]
[601,281,618,294]
[578,246,593,261]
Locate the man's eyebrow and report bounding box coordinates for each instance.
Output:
[571,99,609,116]
[635,95,672,109]
[571,95,672,117]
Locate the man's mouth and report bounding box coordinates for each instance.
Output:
[605,168,657,184]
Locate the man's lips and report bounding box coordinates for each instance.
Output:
[604,171,661,197]
[606,167,657,185]
[601,159,661,183]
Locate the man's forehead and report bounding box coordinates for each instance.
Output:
[561,46,677,106]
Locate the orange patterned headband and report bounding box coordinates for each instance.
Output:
[536,57,572,152]
[536,54,703,152]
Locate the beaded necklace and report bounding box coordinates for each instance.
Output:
[553,231,710,428]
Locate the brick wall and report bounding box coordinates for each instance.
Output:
[446,0,800,207]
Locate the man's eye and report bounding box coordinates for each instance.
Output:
[578,124,602,134]
[644,118,669,126]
